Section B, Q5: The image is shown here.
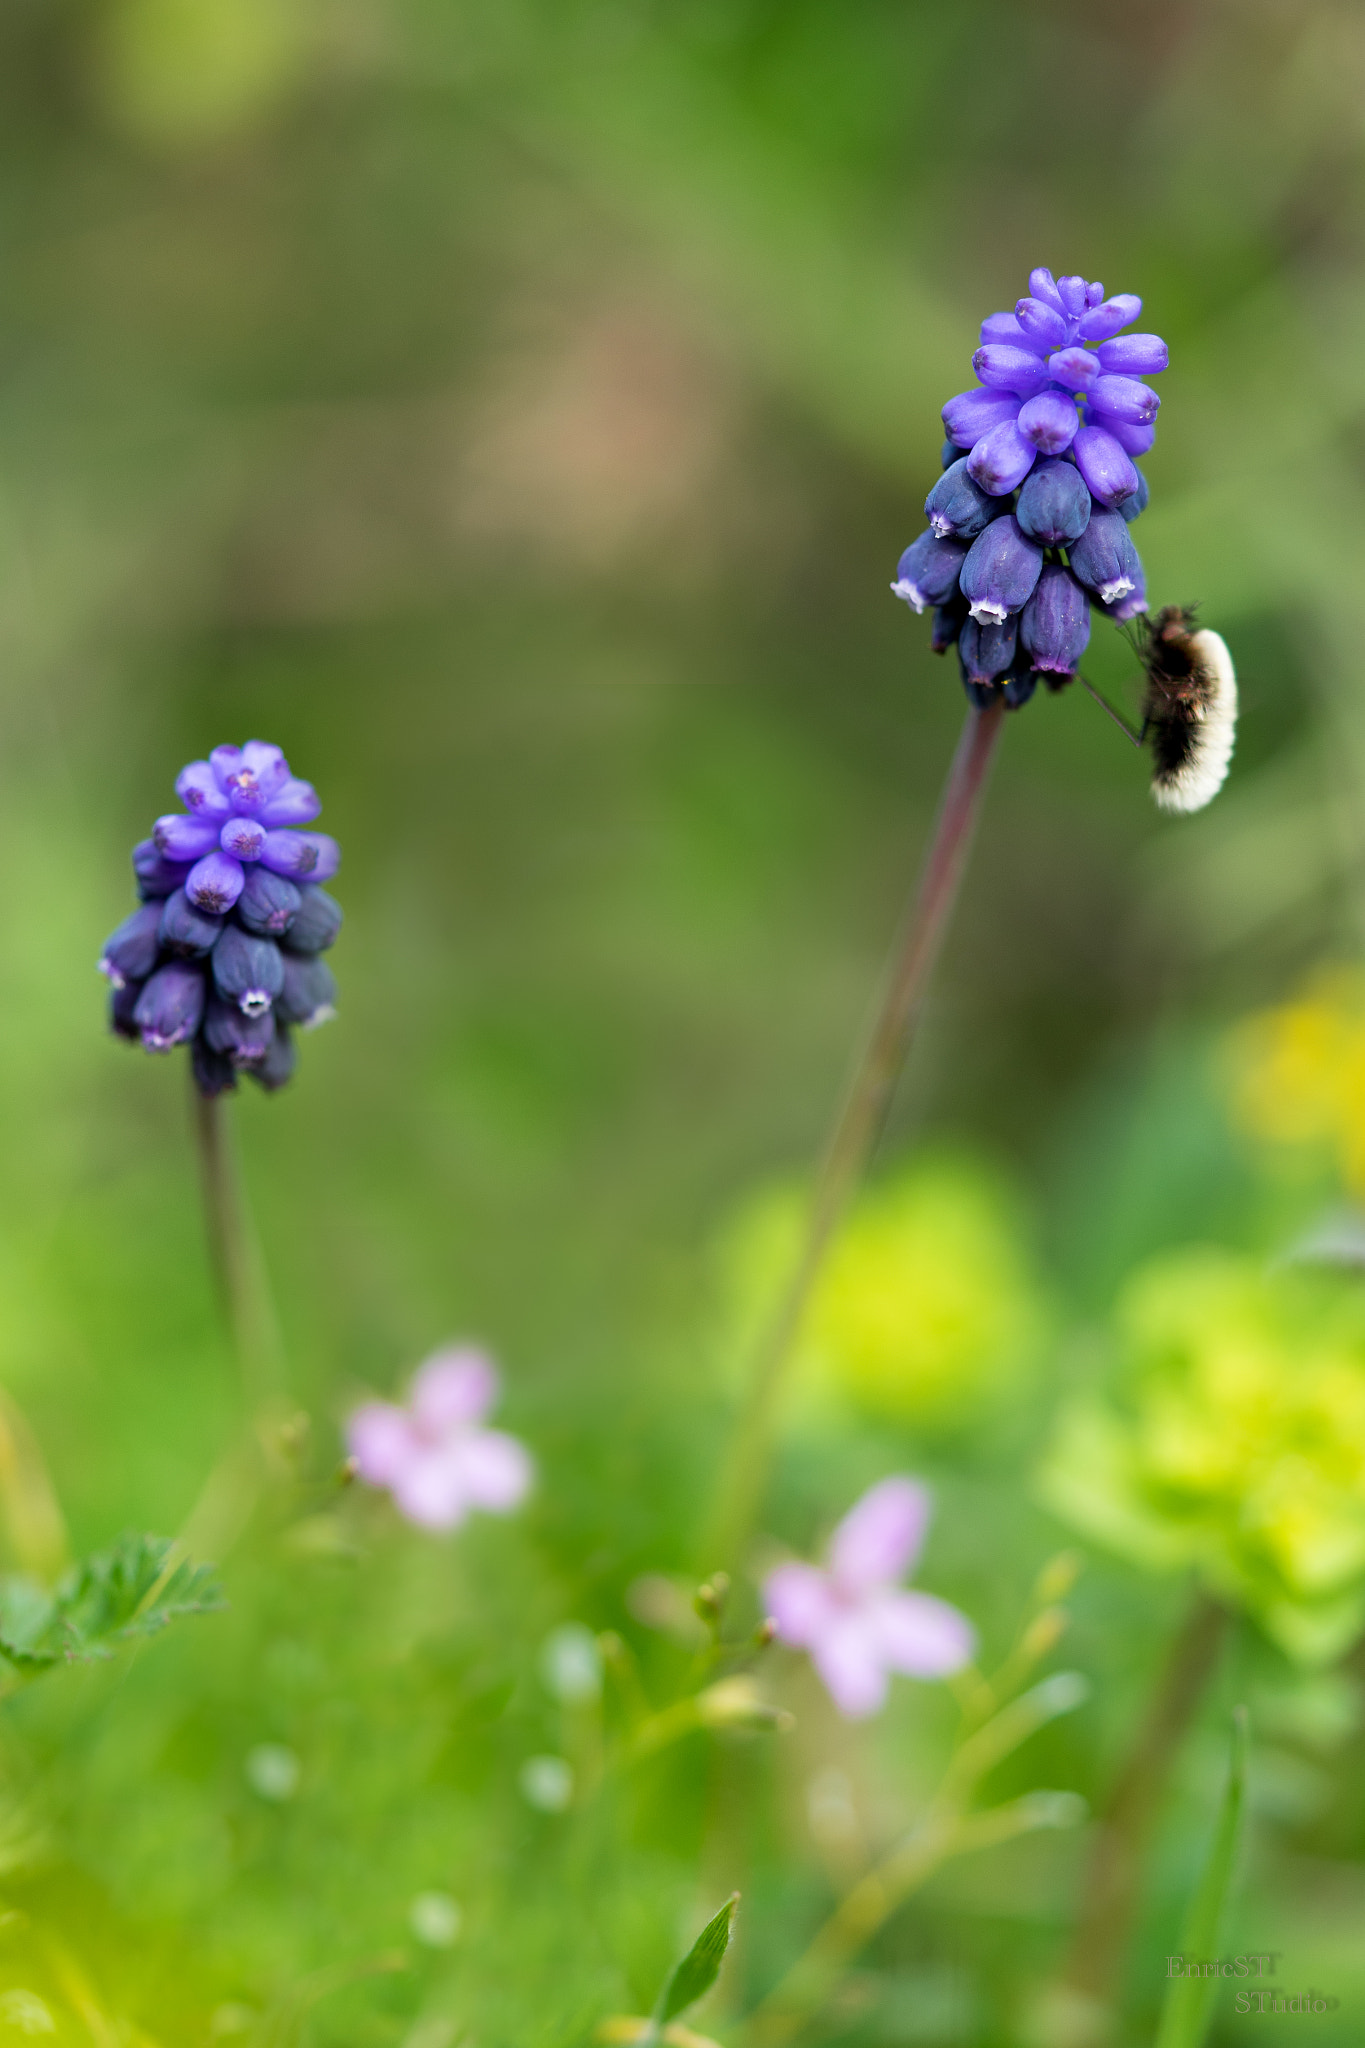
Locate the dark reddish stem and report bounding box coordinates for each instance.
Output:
[701,701,1007,1573]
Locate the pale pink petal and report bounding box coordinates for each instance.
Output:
[451,1428,533,1513]
[391,1444,473,1530]
[410,1347,498,1435]
[869,1589,975,1678]
[828,1477,931,1592]
[811,1611,890,1718]
[763,1562,838,1648]
[347,1402,420,1486]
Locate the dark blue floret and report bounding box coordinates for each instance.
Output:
[192,1037,237,1097]
[960,515,1042,624]
[959,614,1018,685]
[282,886,342,955]
[931,594,968,655]
[892,530,966,612]
[254,1024,297,1092]
[236,866,302,937]
[109,979,141,1041]
[160,887,224,958]
[100,903,163,987]
[1020,564,1091,676]
[133,964,206,1051]
[211,926,285,1016]
[204,994,274,1066]
[277,953,338,1029]
[1003,666,1038,711]
[1015,459,1091,546]
[1068,509,1144,609]
[925,459,995,542]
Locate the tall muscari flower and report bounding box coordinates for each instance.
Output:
[892,267,1166,713]
[99,741,341,1094]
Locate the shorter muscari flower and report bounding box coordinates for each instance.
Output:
[347,1345,534,1531]
[764,1476,974,1717]
[99,741,341,1093]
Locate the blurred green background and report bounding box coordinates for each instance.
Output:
[3,0,1365,2041]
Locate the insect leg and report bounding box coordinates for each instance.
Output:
[1078,673,1146,747]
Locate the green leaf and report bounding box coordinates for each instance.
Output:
[1154,1707,1249,2048]
[0,1533,224,1678]
[655,1893,739,2025]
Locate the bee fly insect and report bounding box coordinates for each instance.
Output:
[1136,605,1237,814]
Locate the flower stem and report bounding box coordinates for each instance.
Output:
[700,701,1006,1574]
[191,1078,286,1408]
[1054,1589,1230,2043]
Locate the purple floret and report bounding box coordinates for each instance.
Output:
[211,925,285,1017]
[1069,507,1145,608]
[151,742,336,915]
[134,963,207,1052]
[99,902,163,988]
[959,515,1043,624]
[942,269,1166,498]
[958,614,1018,685]
[1015,458,1091,547]
[924,459,995,541]
[891,531,966,613]
[1020,565,1091,676]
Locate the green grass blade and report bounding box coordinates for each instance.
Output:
[1154,1706,1249,2048]
[657,1893,740,2025]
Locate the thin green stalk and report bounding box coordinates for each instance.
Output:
[192,1079,286,1406]
[1154,1707,1249,2048]
[740,1670,1086,2048]
[1055,1590,1230,2043]
[700,701,1006,1574]
[182,1079,292,1560]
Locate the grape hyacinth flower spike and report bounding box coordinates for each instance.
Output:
[892,266,1236,813]
[348,1347,534,1531]
[100,741,342,1092]
[704,266,1232,1582]
[763,1478,974,1717]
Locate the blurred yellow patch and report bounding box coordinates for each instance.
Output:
[1040,1249,1365,1662]
[93,0,310,147]
[1227,968,1365,1190]
[719,1157,1042,1428]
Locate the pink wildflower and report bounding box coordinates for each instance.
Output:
[347,1346,533,1531]
[763,1477,974,1718]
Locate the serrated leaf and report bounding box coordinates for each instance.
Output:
[56,1532,224,1645]
[0,1535,223,1678]
[0,1577,62,1672]
[119,1552,226,1638]
[656,1894,739,2026]
[1154,1707,1249,2048]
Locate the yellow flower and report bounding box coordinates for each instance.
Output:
[718,1156,1042,1428]
[1040,1249,1365,1662]
[1228,969,1365,1190]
